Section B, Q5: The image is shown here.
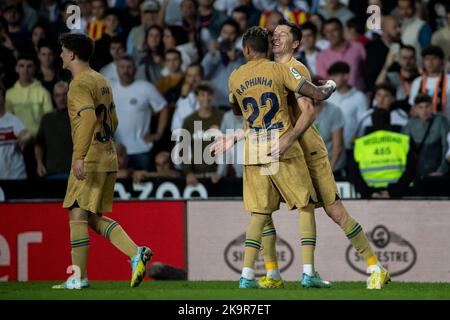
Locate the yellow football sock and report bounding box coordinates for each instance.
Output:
[340,215,376,266]
[299,204,316,267]
[243,213,270,269]
[261,217,278,267]
[69,220,89,279]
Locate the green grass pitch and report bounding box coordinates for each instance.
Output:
[1,281,450,300]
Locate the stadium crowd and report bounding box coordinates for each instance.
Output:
[1,0,450,198]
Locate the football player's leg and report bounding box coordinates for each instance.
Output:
[259,217,284,288]
[240,212,270,288]
[325,201,390,288]
[88,214,140,258]
[299,204,331,288]
[69,207,90,280]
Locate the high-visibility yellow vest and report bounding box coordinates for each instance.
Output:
[354,130,410,188]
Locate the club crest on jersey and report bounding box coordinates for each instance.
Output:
[290,67,301,80]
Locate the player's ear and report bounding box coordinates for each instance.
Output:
[292,40,300,50]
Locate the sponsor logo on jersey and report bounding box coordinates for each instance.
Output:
[290,67,301,80]
[224,233,294,276]
[346,225,417,277]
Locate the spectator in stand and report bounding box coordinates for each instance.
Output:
[349,107,416,199]
[231,6,250,51]
[364,15,402,93]
[0,25,17,89]
[309,13,330,50]
[0,86,30,180]
[165,62,203,110]
[112,55,168,171]
[182,81,223,185]
[409,46,450,122]
[316,18,366,91]
[156,49,185,96]
[313,96,345,175]
[318,0,354,25]
[344,17,369,45]
[397,0,432,62]
[6,54,53,178]
[197,0,229,50]
[100,36,126,83]
[171,63,204,139]
[326,62,368,152]
[35,81,72,179]
[6,54,53,138]
[53,0,80,36]
[85,0,108,41]
[260,10,283,34]
[201,19,245,109]
[133,151,182,182]
[90,8,127,71]
[295,22,320,76]
[355,83,409,138]
[403,94,449,177]
[158,0,182,26]
[259,0,308,29]
[236,0,261,28]
[3,4,32,53]
[36,39,63,93]
[115,142,132,179]
[120,0,145,35]
[177,0,201,51]
[127,0,164,57]
[376,45,420,111]
[135,25,164,84]
[212,109,244,183]
[431,6,450,63]
[38,0,60,25]
[4,0,38,32]
[30,23,48,56]
[162,25,198,73]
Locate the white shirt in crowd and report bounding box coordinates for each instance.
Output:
[354,108,409,138]
[100,62,119,84]
[171,92,199,133]
[0,112,27,179]
[408,74,450,122]
[112,80,167,155]
[327,87,368,149]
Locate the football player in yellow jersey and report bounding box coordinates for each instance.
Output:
[215,21,390,289]
[227,26,336,288]
[52,33,152,289]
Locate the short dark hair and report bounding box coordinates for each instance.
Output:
[421,45,444,60]
[164,48,182,61]
[37,38,55,52]
[371,107,391,131]
[374,83,396,97]
[346,16,365,35]
[118,53,134,64]
[414,93,432,105]
[17,53,37,66]
[327,61,350,75]
[242,26,269,54]
[187,62,204,77]
[277,18,302,42]
[110,35,126,48]
[194,81,214,95]
[165,25,188,46]
[400,44,416,55]
[221,19,240,34]
[60,33,94,62]
[301,22,318,35]
[324,17,343,29]
[232,5,249,19]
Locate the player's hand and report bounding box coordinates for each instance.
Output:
[36,162,47,177]
[210,134,235,156]
[269,133,294,160]
[72,159,86,180]
[186,172,198,186]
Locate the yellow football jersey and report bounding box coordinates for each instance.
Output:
[229,58,306,165]
[285,57,328,160]
[67,69,118,172]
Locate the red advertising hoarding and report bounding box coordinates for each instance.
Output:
[0,201,185,281]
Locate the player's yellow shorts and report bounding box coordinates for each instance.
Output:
[63,171,116,214]
[243,156,317,214]
[306,155,340,208]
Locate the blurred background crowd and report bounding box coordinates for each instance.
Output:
[1,0,450,199]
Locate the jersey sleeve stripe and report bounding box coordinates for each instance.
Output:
[76,106,96,116]
[294,78,306,95]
